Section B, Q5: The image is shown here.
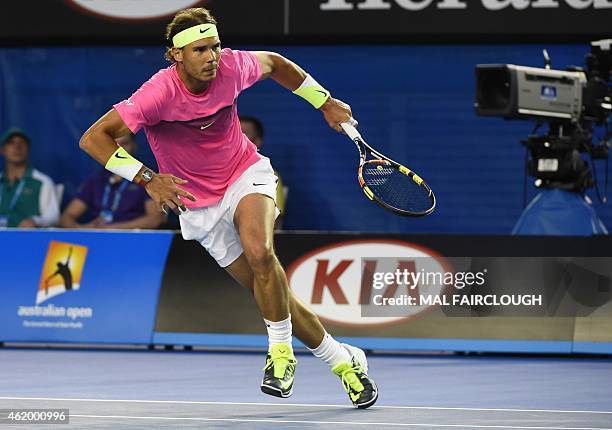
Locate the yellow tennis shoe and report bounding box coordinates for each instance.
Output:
[332,344,379,409]
[260,343,297,398]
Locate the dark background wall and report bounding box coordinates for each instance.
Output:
[1,43,609,233]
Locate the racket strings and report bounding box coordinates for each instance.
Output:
[362,167,433,213]
[364,166,394,176]
[362,167,395,185]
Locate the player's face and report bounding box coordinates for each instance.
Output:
[180,37,221,83]
[1,136,30,165]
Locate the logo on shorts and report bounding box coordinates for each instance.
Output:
[253,183,267,186]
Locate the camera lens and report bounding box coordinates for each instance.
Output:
[478,69,510,110]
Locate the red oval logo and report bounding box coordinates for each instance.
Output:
[65,0,206,21]
[286,239,452,328]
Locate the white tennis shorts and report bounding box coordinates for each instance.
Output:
[179,157,280,267]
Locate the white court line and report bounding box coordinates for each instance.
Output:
[69,414,612,430]
[1,397,611,415]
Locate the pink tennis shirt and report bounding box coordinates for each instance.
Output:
[113,48,262,208]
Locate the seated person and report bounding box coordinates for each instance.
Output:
[0,128,59,228]
[239,115,286,228]
[60,134,163,229]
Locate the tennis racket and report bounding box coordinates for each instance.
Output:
[341,120,436,217]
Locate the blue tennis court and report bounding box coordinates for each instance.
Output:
[1,347,611,429]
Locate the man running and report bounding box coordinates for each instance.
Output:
[79,7,377,408]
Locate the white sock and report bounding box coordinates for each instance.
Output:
[264,315,292,348]
[309,332,351,367]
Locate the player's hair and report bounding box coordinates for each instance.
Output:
[165,8,218,62]
[239,116,265,139]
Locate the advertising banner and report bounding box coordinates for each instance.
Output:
[290,1,612,39]
[0,0,609,44]
[0,230,173,343]
[0,0,284,44]
[155,233,612,353]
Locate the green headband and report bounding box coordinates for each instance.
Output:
[172,23,219,48]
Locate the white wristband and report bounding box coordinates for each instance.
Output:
[105,147,143,182]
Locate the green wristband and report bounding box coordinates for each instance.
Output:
[293,74,330,109]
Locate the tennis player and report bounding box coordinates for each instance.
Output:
[79,7,377,408]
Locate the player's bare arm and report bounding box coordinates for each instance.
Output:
[79,109,196,215]
[255,52,354,133]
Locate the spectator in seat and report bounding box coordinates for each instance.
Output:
[60,134,163,229]
[0,128,59,228]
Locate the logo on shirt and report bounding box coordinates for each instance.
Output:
[200,121,215,130]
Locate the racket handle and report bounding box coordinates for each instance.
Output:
[340,119,362,141]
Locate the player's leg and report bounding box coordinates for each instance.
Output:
[227,158,377,407]
[225,254,324,348]
[225,236,379,408]
[233,193,296,398]
[234,193,289,322]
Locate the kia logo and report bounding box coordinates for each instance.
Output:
[287,240,452,327]
[65,0,207,21]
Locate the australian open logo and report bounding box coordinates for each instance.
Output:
[37,241,88,304]
[17,241,93,328]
